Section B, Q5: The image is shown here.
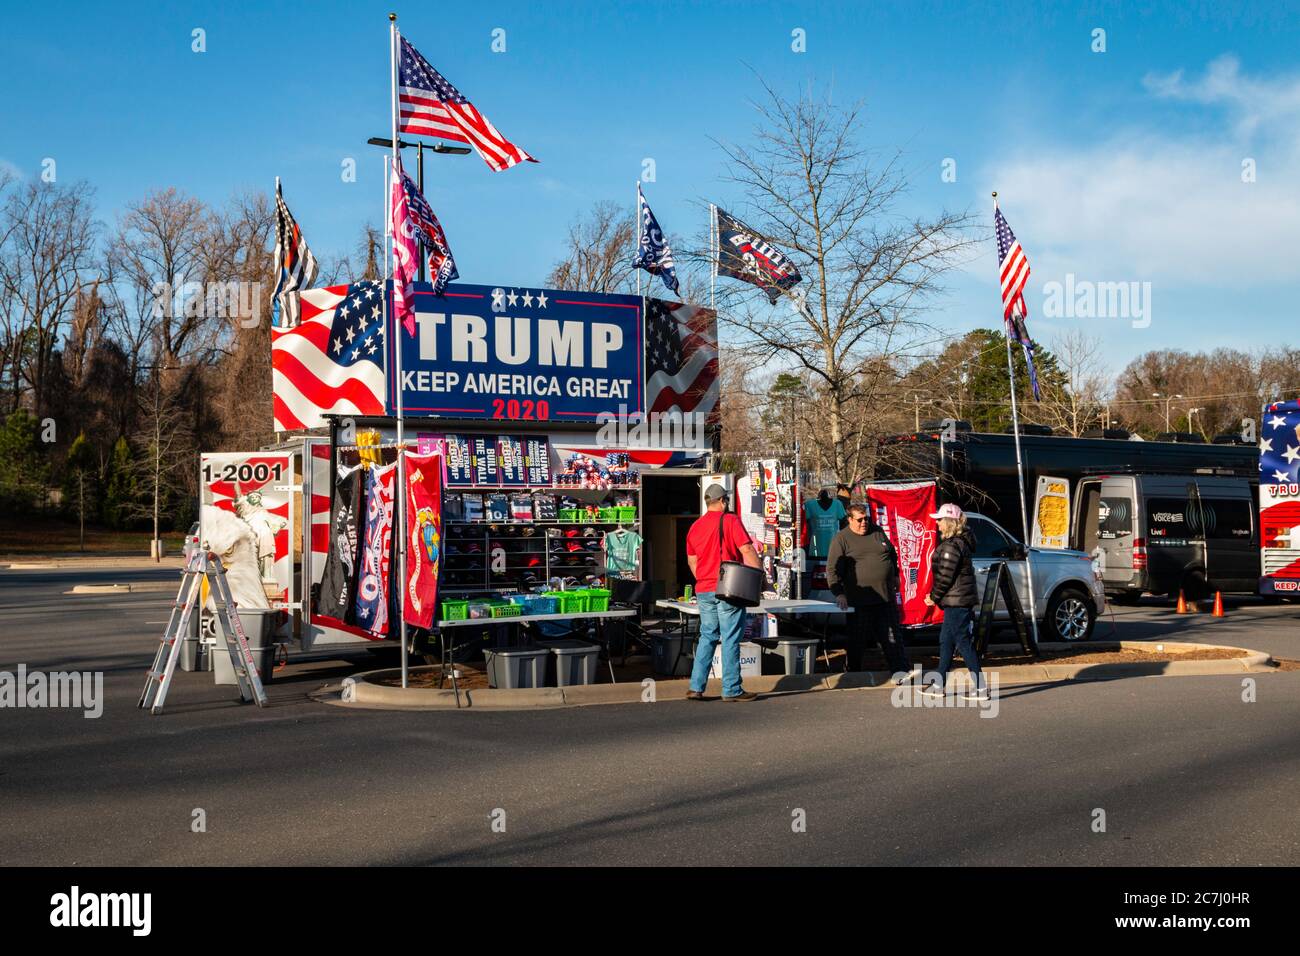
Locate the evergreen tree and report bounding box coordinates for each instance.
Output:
[62,432,97,550]
[0,409,52,512]
[103,436,138,530]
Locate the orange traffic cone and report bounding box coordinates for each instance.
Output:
[1176,590,1188,614]
[1212,591,1225,617]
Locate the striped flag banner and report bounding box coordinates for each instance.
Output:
[271,181,318,327]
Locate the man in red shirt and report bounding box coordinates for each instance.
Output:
[685,483,762,701]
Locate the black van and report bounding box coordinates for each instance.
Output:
[1073,475,1258,601]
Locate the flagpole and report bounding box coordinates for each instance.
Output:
[390,12,410,688]
[709,203,717,313]
[994,191,1041,650]
[635,183,642,298]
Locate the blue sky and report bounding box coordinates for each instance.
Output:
[3,0,1300,371]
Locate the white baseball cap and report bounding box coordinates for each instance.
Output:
[929,502,964,521]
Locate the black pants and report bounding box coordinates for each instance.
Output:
[845,603,910,673]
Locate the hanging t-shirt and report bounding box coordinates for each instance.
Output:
[804,497,847,559]
[604,529,643,577]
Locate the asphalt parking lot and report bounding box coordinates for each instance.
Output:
[0,565,1296,866]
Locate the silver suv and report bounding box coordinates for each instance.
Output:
[966,513,1106,641]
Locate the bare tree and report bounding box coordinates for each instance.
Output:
[124,374,195,558]
[705,78,981,483]
[546,200,637,294]
[106,188,218,376]
[0,179,100,416]
[1037,330,1109,436]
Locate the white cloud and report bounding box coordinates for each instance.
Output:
[984,57,1300,287]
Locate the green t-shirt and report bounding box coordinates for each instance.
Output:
[804,497,847,558]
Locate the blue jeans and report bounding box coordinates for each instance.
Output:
[935,605,982,689]
[690,591,747,697]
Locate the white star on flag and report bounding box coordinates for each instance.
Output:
[536,291,548,308]
[522,292,534,307]
[1269,415,1287,429]
[1284,445,1300,464]
[1274,470,1290,482]
[1260,438,1273,453]
[507,290,518,306]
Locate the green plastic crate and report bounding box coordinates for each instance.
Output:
[490,603,522,618]
[614,506,636,523]
[544,591,588,614]
[581,588,610,612]
[598,507,618,523]
[558,508,581,522]
[441,600,469,621]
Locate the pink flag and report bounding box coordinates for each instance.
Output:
[390,161,421,336]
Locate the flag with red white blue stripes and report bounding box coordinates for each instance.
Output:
[398,34,536,172]
[994,203,1040,400]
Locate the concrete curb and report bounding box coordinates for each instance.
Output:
[65,581,177,594]
[330,639,1273,711]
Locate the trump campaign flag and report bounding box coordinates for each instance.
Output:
[391,160,458,336]
[713,206,802,304]
[633,183,679,295]
[353,463,396,637]
[864,481,942,627]
[402,452,443,628]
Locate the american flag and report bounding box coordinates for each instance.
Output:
[645,298,719,424]
[995,205,1030,321]
[271,282,387,431]
[398,35,536,172]
[994,203,1040,400]
[1260,400,1300,581]
[271,181,318,327]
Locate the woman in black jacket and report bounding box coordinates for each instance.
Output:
[922,503,986,699]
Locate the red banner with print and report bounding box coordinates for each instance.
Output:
[403,452,443,628]
[864,481,942,627]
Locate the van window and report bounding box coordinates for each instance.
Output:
[1098,497,1133,538]
[1205,498,1253,540]
[1076,483,1102,551]
[1147,498,1199,542]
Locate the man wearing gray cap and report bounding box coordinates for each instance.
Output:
[685,483,763,701]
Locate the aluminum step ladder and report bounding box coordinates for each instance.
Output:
[139,551,269,715]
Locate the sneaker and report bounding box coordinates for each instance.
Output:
[919,682,946,698]
[685,690,706,701]
[723,690,760,702]
[960,687,990,702]
[893,670,918,686]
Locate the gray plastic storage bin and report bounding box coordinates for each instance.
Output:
[652,633,693,677]
[213,609,278,686]
[537,639,601,686]
[483,646,548,689]
[770,638,819,676]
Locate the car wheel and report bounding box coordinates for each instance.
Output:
[1045,587,1095,642]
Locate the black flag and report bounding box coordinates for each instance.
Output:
[714,207,802,304]
[317,465,364,623]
